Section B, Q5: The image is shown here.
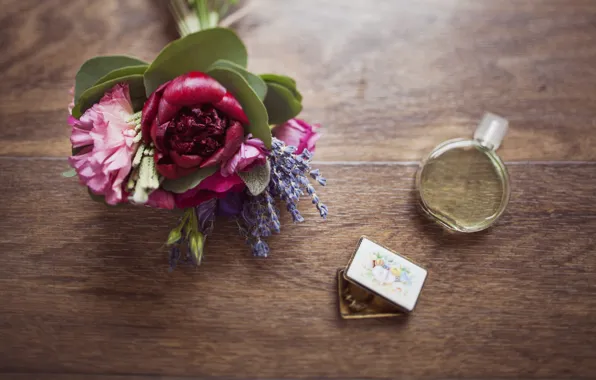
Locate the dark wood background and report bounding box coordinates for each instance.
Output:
[1,0,595,379]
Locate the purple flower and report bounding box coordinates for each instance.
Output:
[218,191,247,217]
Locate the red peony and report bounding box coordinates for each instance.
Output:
[141,72,249,179]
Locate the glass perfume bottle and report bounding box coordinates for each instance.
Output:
[416,113,510,233]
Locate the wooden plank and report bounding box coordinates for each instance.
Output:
[0,376,171,380]
[2,0,596,160]
[0,159,595,379]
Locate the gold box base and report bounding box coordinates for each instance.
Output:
[337,269,404,319]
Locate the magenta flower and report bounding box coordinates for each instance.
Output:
[141,72,248,179]
[68,83,137,205]
[272,118,320,154]
[174,171,245,209]
[221,136,267,177]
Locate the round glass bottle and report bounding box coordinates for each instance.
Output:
[416,113,511,233]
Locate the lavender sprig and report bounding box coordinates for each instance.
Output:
[238,138,328,256]
[269,138,328,221]
[237,190,280,256]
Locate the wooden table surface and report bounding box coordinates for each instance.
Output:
[1,0,595,379]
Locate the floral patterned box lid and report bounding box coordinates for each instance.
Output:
[345,237,428,312]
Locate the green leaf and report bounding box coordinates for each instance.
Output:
[260,74,302,102]
[161,166,218,194]
[94,65,149,86]
[74,55,147,102]
[207,67,272,148]
[71,74,146,118]
[208,60,267,100]
[238,160,271,196]
[143,28,247,96]
[61,168,77,178]
[262,82,303,125]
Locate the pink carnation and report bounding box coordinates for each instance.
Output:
[68,83,137,205]
[220,136,267,177]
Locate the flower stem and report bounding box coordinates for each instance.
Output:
[171,0,240,35]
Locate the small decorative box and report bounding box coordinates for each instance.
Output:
[338,237,428,319]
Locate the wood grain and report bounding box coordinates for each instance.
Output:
[2,0,596,160]
[1,159,595,379]
[1,0,596,379]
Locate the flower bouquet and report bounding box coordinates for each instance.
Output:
[64,1,327,269]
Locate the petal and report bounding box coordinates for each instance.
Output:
[67,115,78,126]
[217,191,247,217]
[305,130,321,153]
[199,171,244,193]
[170,150,203,169]
[157,97,180,126]
[245,137,266,150]
[174,175,245,209]
[221,139,267,177]
[199,146,225,169]
[141,81,168,144]
[105,166,130,205]
[153,120,169,152]
[220,148,243,177]
[272,119,303,148]
[222,120,245,154]
[103,147,131,172]
[174,189,218,209]
[162,72,226,107]
[147,189,176,210]
[70,124,93,148]
[99,83,134,115]
[155,153,196,179]
[213,91,249,124]
[68,146,93,170]
[199,120,244,168]
[87,172,109,194]
[272,118,320,154]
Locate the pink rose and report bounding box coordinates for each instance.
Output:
[174,171,245,209]
[221,136,267,177]
[68,83,137,205]
[272,118,320,154]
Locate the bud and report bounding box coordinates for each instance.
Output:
[166,227,182,245]
[189,232,205,266]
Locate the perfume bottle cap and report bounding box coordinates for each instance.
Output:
[474,112,508,150]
